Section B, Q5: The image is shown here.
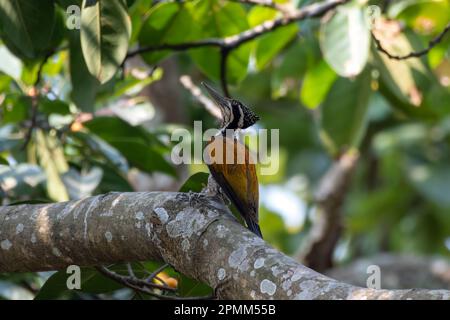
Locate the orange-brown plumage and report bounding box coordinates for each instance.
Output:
[204,134,262,238]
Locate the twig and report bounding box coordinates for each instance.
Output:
[145,263,170,282]
[21,51,54,150]
[230,0,289,13]
[95,265,176,292]
[219,48,230,97]
[95,265,214,300]
[126,0,349,59]
[372,22,450,60]
[179,75,222,120]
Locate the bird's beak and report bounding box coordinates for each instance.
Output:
[202,82,229,108]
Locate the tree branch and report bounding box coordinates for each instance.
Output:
[1,191,449,299]
[372,22,450,60]
[298,151,359,272]
[126,0,349,59]
[219,48,230,97]
[230,0,288,12]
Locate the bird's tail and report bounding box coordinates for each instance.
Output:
[245,218,263,239]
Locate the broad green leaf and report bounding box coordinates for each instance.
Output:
[83,117,151,144]
[80,0,131,83]
[39,98,71,116]
[129,0,153,44]
[69,28,100,112]
[0,45,22,80]
[138,2,196,65]
[319,68,372,155]
[35,266,129,299]
[300,60,337,109]
[248,6,298,70]
[179,172,209,192]
[1,94,31,124]
[189,0,251,84]
[20,61,40,86]
[0,0,56,59]
[178,275,212,297]
[35,130,69,202]
[73,131,129,175]
[0,155,7,165]
[110,139,176,176]
[388,0,450,33]
[320,3,370,77]
[0,73,12,92]
[34,271,73,300]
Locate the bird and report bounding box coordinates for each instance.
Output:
[202,82,263,238]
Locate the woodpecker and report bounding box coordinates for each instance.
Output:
[202,82,262,238]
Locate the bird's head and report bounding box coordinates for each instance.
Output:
[202,82,260,131]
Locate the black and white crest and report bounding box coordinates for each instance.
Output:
[202,82,260,130]
[226,99,260,130]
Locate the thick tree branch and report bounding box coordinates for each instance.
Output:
[0,192,449,299]
[372,22,450,60]
[298,152,359,272]
[126,0,349,59]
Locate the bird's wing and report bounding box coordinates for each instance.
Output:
[205,136,261,237]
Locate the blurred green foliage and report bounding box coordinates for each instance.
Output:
[0,0,449,299]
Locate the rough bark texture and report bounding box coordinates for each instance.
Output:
[1,192,449,300]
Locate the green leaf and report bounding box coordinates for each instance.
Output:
[35,130,69,202]
[83,117,151,144]
[39,98,71,116]
[73,131,129,175]
[0,0,56,59]
[1,94,31,123]
[178,275,212,297]
[320,3,370,77]
[110,139,176,176]
[319,68,372,155]
[248,6,298,70]
[138,2,196,65]
[0,155,7,165]
[300,60,337,109]
[35,266,128,299]
[189,0,250,84]
[80,0,131,83]
[179,172,209,193]
[34,271,73,300]
[0,45,22,80]
[69,26,100,112]
[388,0,450,33]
